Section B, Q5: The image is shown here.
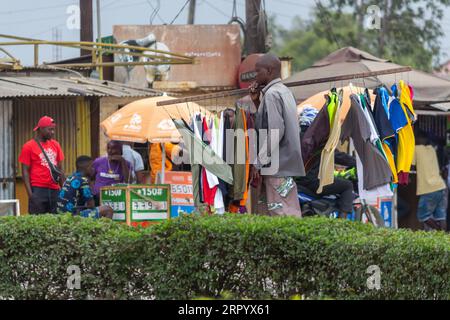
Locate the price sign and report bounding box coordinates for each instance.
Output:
[130,186,170,222]
[100,186,127,221]
[100,185,170,226]
[164,172,195,218]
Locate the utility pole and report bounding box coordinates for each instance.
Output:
[187,0,196,24]
[80,0,93,56]
[52,27,62,62]
[245,0,266,54]
[96,0,103,80]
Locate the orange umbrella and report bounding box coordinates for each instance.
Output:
[101,95,211,143]
[298,86,376,123]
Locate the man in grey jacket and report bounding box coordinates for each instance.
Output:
[250,53,305,217]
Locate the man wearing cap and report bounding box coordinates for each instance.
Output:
[19,116,66,214]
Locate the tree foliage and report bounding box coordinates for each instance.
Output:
[271,0,450,72]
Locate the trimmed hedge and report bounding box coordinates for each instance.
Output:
[0,214,449,300]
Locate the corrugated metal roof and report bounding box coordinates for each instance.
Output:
[429,102,450,112]
[0,76,162,98]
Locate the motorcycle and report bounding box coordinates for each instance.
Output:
[297,183,385,227]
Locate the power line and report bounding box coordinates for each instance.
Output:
[102,0,121,9]
[0,13,65,27]
[217,0,298,20]
[0,0,119,28]
[206,0,240,18]
[0,1,74,15]
[102,0,149,12]
[170,0,191,24]
[29,22,66,39]
[146,0,166,24]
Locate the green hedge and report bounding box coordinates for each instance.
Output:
[0,214,449,300]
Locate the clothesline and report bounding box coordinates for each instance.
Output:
[156,66,413,107]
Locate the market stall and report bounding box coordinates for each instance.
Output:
[156,67,413,225]
[100,95,210,225]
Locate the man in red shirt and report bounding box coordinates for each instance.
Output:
[19,116,65,214]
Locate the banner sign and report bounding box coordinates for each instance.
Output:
[113,24,241,89]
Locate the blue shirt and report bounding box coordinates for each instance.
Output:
[389,85,408,133]
[57,172,94,214]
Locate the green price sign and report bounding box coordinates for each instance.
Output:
[100,187,127,221]
[130,186,170,222]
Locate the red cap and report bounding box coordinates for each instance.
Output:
[34,116,56,131]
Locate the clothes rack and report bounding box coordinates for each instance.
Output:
[156,66,412,107]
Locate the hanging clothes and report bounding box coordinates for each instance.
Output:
[173,118,233,184]
[210,114,225,214]
[373,87,395,141]
[317,90,343,194]
[340,94,392,190]
[173,118,233,210]
[218,111,231,207]
[387,92,408,165]
[399,80,417,123]
[240,107,250,208]
[301,96,331,172]
[396,81,416,184]
[355,145,393,201]
[231,107,248,202]
[194,113,204,203]
[201,117,218,207]
[228,107,251,213]
[373,87,398,184]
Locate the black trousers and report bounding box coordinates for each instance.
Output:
[301,178,354,213]
[29,186,59,215]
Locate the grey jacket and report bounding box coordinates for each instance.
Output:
[255,78,305,177]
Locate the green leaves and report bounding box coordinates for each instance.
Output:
[0,214,449,300]
[270,0,450,71]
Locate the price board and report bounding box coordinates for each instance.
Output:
[164,172,195,218]
[100,185,170,226]
[129,185,170,222]
[100,186,127,221]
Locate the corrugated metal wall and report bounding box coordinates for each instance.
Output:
[76,97,92,157]
[0,100,14,200]
[15,98,80,176]
[416,114,448,166]
[417,115,447,142]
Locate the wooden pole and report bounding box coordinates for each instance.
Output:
[245,0,265,54]
[161,143,166,184]
[96,0,103,80]
[156,66,413,106]
[80,0,93,57]
[33,44,39,67]
[187,0,196,24]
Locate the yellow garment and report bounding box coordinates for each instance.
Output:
[399,80,416,122]
[413,145,446,196]
[317,92,342,194]
[382,143,398,184]
[240,108,250,206]
[150,143,180,183]
[396,81,416,174]
[327,94,337,127]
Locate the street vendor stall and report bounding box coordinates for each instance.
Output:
[100,95,211,225]
[298,85,404,228]
[156,66,413,221]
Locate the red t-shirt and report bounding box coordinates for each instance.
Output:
[19,139,65,190]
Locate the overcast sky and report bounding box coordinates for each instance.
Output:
[1,0,449,66]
